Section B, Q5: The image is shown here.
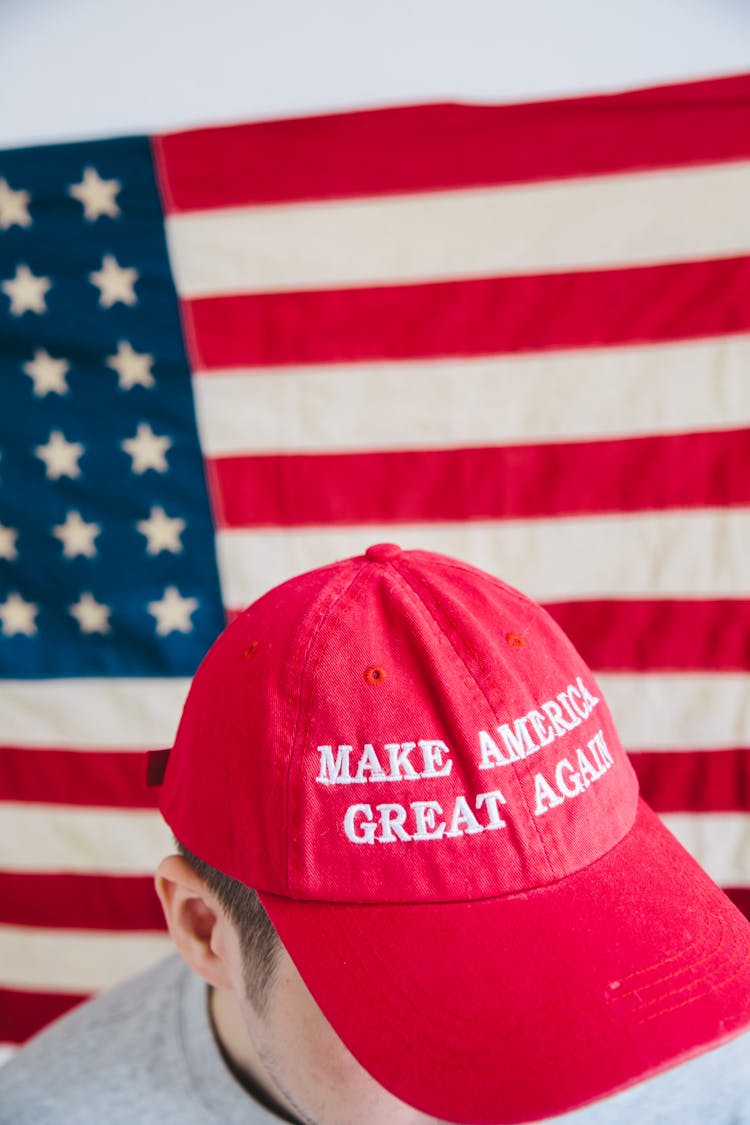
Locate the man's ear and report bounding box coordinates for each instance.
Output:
[155,854,234,990]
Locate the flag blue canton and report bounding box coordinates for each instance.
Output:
[0,135,225,678]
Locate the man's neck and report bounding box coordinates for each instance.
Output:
[209,984,304,1124]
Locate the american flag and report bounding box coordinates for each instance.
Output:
[1,71,750,1050]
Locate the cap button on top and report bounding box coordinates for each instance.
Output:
[365,542,402,562]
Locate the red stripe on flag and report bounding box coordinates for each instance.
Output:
[725,888,750,921]
[0,872,165,931]
[154,74,750,212]
[209,429,750,529]
[184,257,750,370]
[0,988,89,1045]
[0,746,159,808]
[546,600,750,672]
[630,748,750,813]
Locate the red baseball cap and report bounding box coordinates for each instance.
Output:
[154,545,750,1123]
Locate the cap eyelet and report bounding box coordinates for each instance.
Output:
[243,641,259,658]
[364,665,387,685]
[505,633,525,649]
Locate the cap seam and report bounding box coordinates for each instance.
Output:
[285,562,372,893]
[408,554,534,610]
[388,558,561,880]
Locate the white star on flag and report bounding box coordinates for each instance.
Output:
[121,422,171,474]
[106,340,155,390]
[68,167,122,221]
[0,523,19,561]
[0,178,32,229]
[2,264,52,316]
[52,511,101,558]
[69,592,111,635]
[136,505,186,554]
[22,348,70,396]
[0,592,38,637]
[147,585,199,636]
[35,430,85,480]
[88,254,138,308]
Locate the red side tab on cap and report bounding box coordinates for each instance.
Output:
[146,748,171,787]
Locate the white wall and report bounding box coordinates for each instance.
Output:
[1,0,750,147]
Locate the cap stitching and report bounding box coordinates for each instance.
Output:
[640,947,750,1022]
[613,885,750,1016]
[389,559,561,879]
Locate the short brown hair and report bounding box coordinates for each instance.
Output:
[175,839,280,1013]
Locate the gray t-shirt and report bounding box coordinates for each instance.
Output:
[1,953,749,1124]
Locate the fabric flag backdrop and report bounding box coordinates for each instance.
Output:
[1,70,750,1051]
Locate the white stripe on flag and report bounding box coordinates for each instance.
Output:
[660,813,750,887]
[167,161,750,296]
[0,679,190,748]
[193,336,750,456]
[598,673,750,751]
[216,511,750,607]
[0,806,173,873]
[0,927,173,993]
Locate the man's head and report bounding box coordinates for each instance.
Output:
[150,544,750,1124]
[172,838,279,1014]
[155,840,458,1125]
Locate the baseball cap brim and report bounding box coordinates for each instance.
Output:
[259,799,750,1125]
